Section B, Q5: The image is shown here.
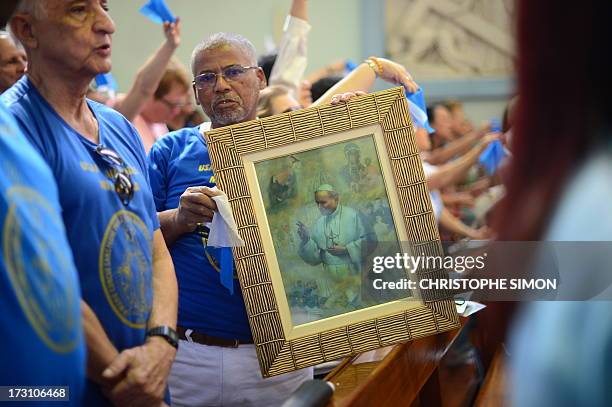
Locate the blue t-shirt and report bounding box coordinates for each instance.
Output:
[148,126,251,341]
[2,76,160,405]
[0,101,85,405]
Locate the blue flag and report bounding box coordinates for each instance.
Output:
[406,88,435,134]
[490,118,502,133]
[345,60,358,73]
[94,73,117,91]
[219,247,235,295]
[479,140,506,175]
[139,0,176,24]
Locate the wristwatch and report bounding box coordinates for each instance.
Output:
[146,326,179,349]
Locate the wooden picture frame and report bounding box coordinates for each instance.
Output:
[204,87,459,377]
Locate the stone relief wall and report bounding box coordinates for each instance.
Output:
[386,0,515,79]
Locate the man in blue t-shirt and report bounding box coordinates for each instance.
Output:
[4,1,178,406]
[0,1,84,405]
[148,32,312,406]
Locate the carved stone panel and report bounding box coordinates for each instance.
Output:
[386,0,515,79]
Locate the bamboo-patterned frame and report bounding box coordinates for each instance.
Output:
[204,87,459,377]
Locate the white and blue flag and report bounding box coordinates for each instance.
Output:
[406,88,435,134]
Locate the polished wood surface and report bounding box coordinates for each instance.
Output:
[325,319,467,407]
[474,348,509,407]
[324,305,513,407]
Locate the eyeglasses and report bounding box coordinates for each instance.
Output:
[193,65,259,90]
[95,145,134,206]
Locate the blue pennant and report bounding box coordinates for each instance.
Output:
[479,140,506,175]
[406,88,435,134]
[94,73,117,91]
[219,247,235,295]
[139,0,176,24]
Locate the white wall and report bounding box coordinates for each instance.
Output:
[108,0,362,90]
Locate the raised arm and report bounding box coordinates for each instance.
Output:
[289,0,307,20]
[113,19,181,121]
[425,126,490,165]
[311,57,419,107]
[425,134,498,191]
[269,0,311,98]
[439,207,490,240]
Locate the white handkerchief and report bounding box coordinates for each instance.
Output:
[206,187,245,248]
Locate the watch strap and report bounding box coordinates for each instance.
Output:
[146,326,179,349]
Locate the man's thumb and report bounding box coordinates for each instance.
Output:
[102,351,131,379]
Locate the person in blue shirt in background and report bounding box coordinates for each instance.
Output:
[0,1,85,405]
[2,1,178,406]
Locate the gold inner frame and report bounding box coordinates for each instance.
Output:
[242,124,423,340]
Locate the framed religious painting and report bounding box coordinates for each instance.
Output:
[204,87,459,377]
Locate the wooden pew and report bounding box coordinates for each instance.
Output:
[325,319,471,406]
[474,348,510,407]
[324,304,512,406]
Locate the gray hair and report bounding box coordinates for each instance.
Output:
[190,32,257,75]
[14,0,46,18]
[0,29,24,51]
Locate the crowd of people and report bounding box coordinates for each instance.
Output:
[0,0,609,406]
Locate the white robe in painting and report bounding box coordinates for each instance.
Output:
[298,204,371,275]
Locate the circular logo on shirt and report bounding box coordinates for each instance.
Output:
[2,186,81,353]
[99,210,152,328]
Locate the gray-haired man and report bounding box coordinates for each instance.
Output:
[0,30,26,93]
[147,32,313,406]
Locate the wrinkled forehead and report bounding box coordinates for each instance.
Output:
[193,44,253,74]
[34,0,107,18]
[40,0,74,13]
